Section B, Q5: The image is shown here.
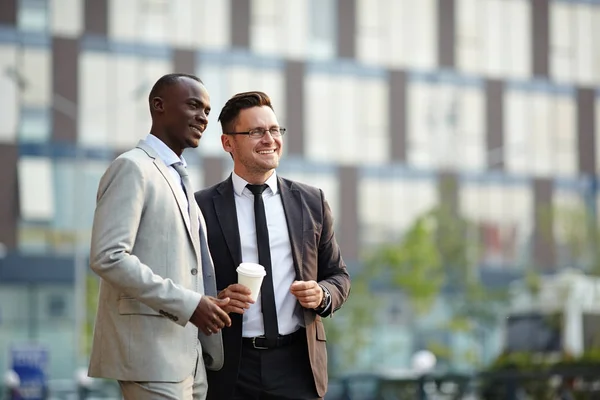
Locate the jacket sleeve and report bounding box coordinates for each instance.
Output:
[315,189,351,317]
[89,156,201,326]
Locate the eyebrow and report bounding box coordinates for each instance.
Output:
[188,97,210,109]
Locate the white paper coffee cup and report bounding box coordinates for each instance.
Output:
[236,263,266,302]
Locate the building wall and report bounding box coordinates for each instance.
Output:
[0,0,599,378]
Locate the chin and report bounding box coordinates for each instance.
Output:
[187,138,201,148]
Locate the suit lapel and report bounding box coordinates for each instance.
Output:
[278,177,304,277]
[214,176,243,267]
[136,141,199,258]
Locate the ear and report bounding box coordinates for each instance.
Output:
[221,134,233,153]
[151,97,164,113]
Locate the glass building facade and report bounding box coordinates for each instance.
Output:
[0,0,599,378]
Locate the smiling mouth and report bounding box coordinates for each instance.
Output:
[190,126,203,135]
[257,150,276,155]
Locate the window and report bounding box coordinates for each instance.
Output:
[19,46,51,108]
[189,0,231,49]
[355,0,387,66]
[108,0,137,41]
[108,0,230,49]
[308,0,336,60]
[504,85,577,177]
[553,187,588,269]
[108,53,147,150]
[456,0,531,79]
[47,294,66,318]
[250,0,281,55]
[19,107,50,142]
[0,45,19,143]
[407,74,485,171]
[53,159,108,253]
[168,0,231,48]
[277,167,339,222]
[18,156,55,221]
[18,0,49,32]
[356,0,437,69]
[550,2,600,85]
[79,51,172,148]
[78,51,110,146]
[248,0,333,60]
[284,0,309,59]
[50,0,83,37]
[455,0,479,75]
[460,178,533,268]
[305,67,389,165]
[359,172,438,247]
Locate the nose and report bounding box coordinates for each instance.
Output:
[260,131,275,143]
[195,111,208,124]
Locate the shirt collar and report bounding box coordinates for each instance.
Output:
[232,171,278,197]
[144,133,187,168]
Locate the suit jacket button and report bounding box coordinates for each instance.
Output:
[191,268,198,275]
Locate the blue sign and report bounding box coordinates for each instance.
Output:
[10,345,48,400]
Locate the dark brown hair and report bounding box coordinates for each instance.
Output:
[218,91,274,133]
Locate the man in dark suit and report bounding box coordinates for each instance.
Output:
[195,91,351,399]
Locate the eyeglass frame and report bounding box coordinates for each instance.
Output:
[225,127,287,138]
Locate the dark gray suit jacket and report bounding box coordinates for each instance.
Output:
[195,174,351,399]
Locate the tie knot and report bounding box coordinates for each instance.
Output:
[246,184,268,196]
[172,162,188,178]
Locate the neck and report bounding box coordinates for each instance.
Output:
[150,126,182,157]
[235,169,274,185]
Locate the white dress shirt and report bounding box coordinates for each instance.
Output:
[231,171,304,337]
[144,134,190,226]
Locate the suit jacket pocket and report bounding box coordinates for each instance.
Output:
[118,298,161,316]
[315,318,327,342]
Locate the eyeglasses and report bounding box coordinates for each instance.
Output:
[226,127,286,138]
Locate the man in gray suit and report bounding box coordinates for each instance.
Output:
[88,73,231,400]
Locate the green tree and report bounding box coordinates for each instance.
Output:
[324,213,444,374]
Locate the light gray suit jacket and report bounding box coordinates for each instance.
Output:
[88,140,223,382]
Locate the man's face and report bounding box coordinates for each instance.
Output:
[221,106,283,182]
[153,77,211,155]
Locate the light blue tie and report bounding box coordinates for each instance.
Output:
[172,162,201,256]
[198,224,216,296]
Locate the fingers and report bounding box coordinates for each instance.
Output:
[224,299,252,315]
[290,280,323,309]
[194,296,232,335]
[228,283,253,295]
[202,309,231,336]
[290,280,319,292]
[219,285,255,305]
[290,280,310,291]
[211,299,232,327]
[290,280,319,297]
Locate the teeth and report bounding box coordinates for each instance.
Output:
[258,150,274,154]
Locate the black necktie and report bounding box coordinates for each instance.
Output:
[246,184,279,341]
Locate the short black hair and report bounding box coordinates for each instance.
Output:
[218,91,273,133]
[148,73,203,104]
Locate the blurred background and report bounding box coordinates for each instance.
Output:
[0,0,599,398]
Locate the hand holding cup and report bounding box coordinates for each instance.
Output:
[236,263,266,302]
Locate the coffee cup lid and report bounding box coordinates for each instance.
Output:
[236,262,266,277]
